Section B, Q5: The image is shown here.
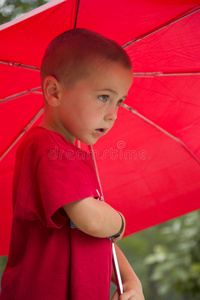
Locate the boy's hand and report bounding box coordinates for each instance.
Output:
[111,245,145,300]
[111,279,145,300]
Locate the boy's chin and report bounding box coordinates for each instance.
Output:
[78,136,99,146]
[83,141,97,146]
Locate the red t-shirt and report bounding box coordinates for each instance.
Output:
[0,127,112,300]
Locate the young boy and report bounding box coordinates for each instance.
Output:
[0,28,145,300]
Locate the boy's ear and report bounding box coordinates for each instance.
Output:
[43,76,61,107]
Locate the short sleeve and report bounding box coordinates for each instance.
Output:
[35,149,98,228]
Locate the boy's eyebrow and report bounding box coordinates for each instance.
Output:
[98,89,127,99]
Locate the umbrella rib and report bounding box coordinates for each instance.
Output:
[0,59,40,71]
[74,0,80,28]
[0,108,44,162]
[123,5,200,48]
[121,103,200,165]
[133,71,200,77]
[0,87,42,103]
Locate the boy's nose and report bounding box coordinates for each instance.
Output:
[104,106,118,122]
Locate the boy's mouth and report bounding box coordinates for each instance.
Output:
[96,128,106,133]
[94,128,108,136]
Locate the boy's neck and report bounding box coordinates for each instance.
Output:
[40,117,76,145]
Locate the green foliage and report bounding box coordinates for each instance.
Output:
[0,0,48,25]
[0,256,7,287]
[144,210,200,299]
[115,210,200,300]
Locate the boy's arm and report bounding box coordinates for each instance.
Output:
[63,197,125,239]
[111,244,145,300]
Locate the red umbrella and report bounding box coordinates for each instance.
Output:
[0,0,200,255]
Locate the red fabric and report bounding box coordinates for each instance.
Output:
[77,0,200,46]
[92,108,200,236]
[0,127,112,299]
[0,0,200,254]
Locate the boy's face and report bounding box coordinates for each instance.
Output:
[56,61,133,145]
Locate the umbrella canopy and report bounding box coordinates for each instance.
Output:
[0,0,200,255]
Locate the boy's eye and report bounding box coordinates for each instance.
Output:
[117,99,124,106]
[98,95,109,102]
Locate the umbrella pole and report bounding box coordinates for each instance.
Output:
[89,144,123,295]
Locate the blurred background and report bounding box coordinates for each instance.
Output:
[0,0,49,24]
[0,2,200,299]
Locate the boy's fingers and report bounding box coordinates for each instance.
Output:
[119,291,142,300]
[119,295,135,300]
[112,289,144,300]
[111,289,119,300]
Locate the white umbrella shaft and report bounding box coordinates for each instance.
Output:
[112,242,123,295]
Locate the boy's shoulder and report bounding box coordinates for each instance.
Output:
[17,126,73,159]
[17,126,92,170]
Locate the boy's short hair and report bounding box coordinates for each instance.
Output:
[40,28,132,88]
